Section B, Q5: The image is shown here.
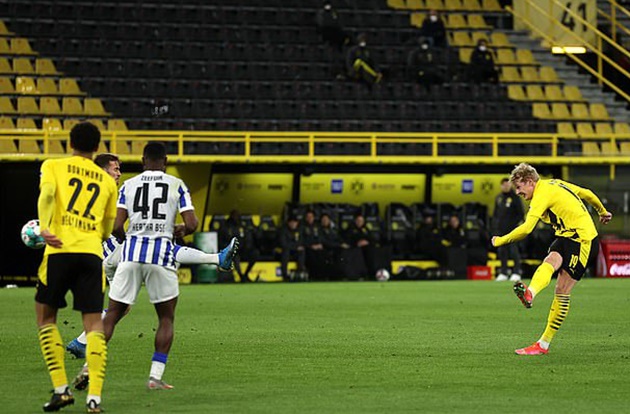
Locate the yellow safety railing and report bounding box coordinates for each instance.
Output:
[598,0,630,43]
[2,130,630,168]
[507,1,630,102]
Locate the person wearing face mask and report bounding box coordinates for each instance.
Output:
[407,37,446,86]
[315,0,349,51]
[345,33,383,85]
[419,10,447,48]
[469,39,498,83]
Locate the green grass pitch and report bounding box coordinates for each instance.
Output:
[2,279,629,413]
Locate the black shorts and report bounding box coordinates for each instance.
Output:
[549,237,599,281]
[36,253,105,313]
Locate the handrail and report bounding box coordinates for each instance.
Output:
[2,129,630,165]
[598,7,630,42]
[507,3,630,104]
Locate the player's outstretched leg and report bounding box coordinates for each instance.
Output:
[66,337,86,359]
[218,237,239,271]
[513,281,533,308]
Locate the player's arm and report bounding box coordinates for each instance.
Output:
[174,181,197,238]
[492,213,539,247]
[37,161,62,247]
[112,207,128,242]
[101,182,118,241]
[567,182,613,224]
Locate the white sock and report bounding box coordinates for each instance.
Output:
[87,395,101,405]
[150,361,166,380]
[538,339,550,350]
[77,331,87,345]
[175,247,219,265]
[55,385,69,394]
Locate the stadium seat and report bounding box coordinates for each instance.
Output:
[581,142,600,155]
[12,58,35,74]
[590,103,610,121]
[107,119,128,131]
[595,123,613,136]
[0,134,18,153]
[515,49,536,65]
[17,97,39,115]
[0,58,12,74]
[463,0,481,9]
[540,67,559,82]
[614,122,630,135]
[550,103,571,120]
[62,97,84,116]
[576,122,596,137]
[59,78,85,95]
[446,14,467,29]
[471,32,488,45]
[37,78,60,95]
[0,97,16,114]
[521,67,540,82]
[43,118,63,132]
[409,13,425,27]
[571,103,590,120]
[10,38,37,55]
[496,49,516,64]
[17,118,38,130]
[0,116,15,129]
[450,32,473,47]
[563,85,584,101]
[482,0,503,10]
[35,58,61,75]
[40,97,62,115]
[0,38,9,54]
[500,66,521,82]
[507,85,526,100]
[544,85,564,101]
[18,137,40,153]
[15,76,37,94]
[467,14,489,29]
[387,0,407,9]
[426,0,444,10]
[0,77,14,94]
[490,32,510,47]
[620,142,630,155]
[83,98,111,116]
[557,122,576,136]
[407,0,424,9]
[601,141,619,155]
[0,20,13,35]
[525,85,545,100]
[459,48,473,63]
[532,103,551,119]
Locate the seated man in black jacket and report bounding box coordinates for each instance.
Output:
[219,209,261,283]
[279,216,306,281]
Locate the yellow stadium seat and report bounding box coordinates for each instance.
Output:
[0,20,14,35]
[490,32,510,47]
[410,13,426,27]
[581,142,600,155]
[521,67,540,82]
[515,49,535,65]
[111,138,130,155]
[17,118,38,129]
[425,0,444,10]
[471,32,488,45]
[463,0,482,10]
[532,103,551,119]
[15,76,37,94]
[131,140,148,154]
[37,78,60,95]
[40,97,62,115]
[499,66,521,82]
[467,14,490,29]
[0,58,12,74]
[59,78,85,95]
[459,48,473,63]
[614,122,630,135]
[576,122,595,136]
[620,142,630,154]
[0,130,18,152]
[446,14,467,28]
[62,97,84,116]
[387,0,408,9]
[89,119,107,131]
[446,0,465,10]
[601,141,619,155]
[83,98,111,116]
[525,85,544,100]
[41,120,66,154]
[482,0,502,11]
[407,0,425,9]
[0,97,16,114]
[540,66,559,82]
[17,97,39,114]
[550,103,571,119]
[63,119,81,130]
[507,85,526,100]
[42,118,63,132]
[108,119,129,131]
[0,77,14,94]
[544,85,564,101]
[46,138,66,154]
[36,58,61,75]
[12,58,35,74]
[557,122,576,136]
[0,38,9,54]
[595,123,613,136]
[590,103,610,120]
[0,116,16,130]
[495,49,515,64]
[10,38,37,55]
[571,103,590,120]
[563,85,584,101]
[450,31,473,47]
[18,138,41,153]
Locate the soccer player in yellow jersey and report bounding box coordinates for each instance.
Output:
[492,163,612,355]
[36,122,118,413]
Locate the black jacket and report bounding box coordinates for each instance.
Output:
[494,190,525,233]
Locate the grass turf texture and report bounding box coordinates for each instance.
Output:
[1,279,629,413]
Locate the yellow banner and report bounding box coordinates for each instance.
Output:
[208,173,293,215]
[432,174,510,215]
[514,0,596,46]
[300,173,426,215]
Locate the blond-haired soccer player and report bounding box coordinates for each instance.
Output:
[492,163,612,355]
[36,122,118,413]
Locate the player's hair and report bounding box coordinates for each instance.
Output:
[70,122,100,153]
[510,163,540,184]
[94,153,120,169]
[143,142,167,161]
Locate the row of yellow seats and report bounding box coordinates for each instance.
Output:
[410,13,490,29]
[449,31,511,47]
[0,57,60,75]
[509,84,584,102]
[389,0,502,12]
[500,66,559,83]
[0,96,110,116]
[0,116,127,131]
[0,37,37,56]
[0,76,85,96]
[558,121,630,137]
[459,48,535,64]
[581,141,629,156]
[0,136,138,155]
[533,102,610,121]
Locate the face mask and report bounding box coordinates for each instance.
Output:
[421,44,428,50]
[324,4,331,10]
[359,41,366,47]
[479,45,487,51]
[430,15,438,22]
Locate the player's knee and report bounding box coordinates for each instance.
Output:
[544,251,563,270]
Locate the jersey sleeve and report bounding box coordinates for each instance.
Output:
[177,181,194,213]
[563,180,608,216]
[117,184,128,210]
[37,160,56,231]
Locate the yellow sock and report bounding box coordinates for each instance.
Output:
[529,262,555,297]
[38,324,68,390]
[540,294,571,346]
[86,331,107,398]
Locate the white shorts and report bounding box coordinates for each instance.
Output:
[103,244,123,283]
[109,262,179,305]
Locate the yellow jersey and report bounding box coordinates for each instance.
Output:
[495,179,607,246]
[39,156,118,257]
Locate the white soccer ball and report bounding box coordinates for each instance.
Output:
[21,219,45,249]
[375,268,390,282]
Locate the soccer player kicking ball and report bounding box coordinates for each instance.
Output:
[492,163,612,355]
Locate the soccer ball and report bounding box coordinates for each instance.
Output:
[21,219,45,249]
[375,268,390,282]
